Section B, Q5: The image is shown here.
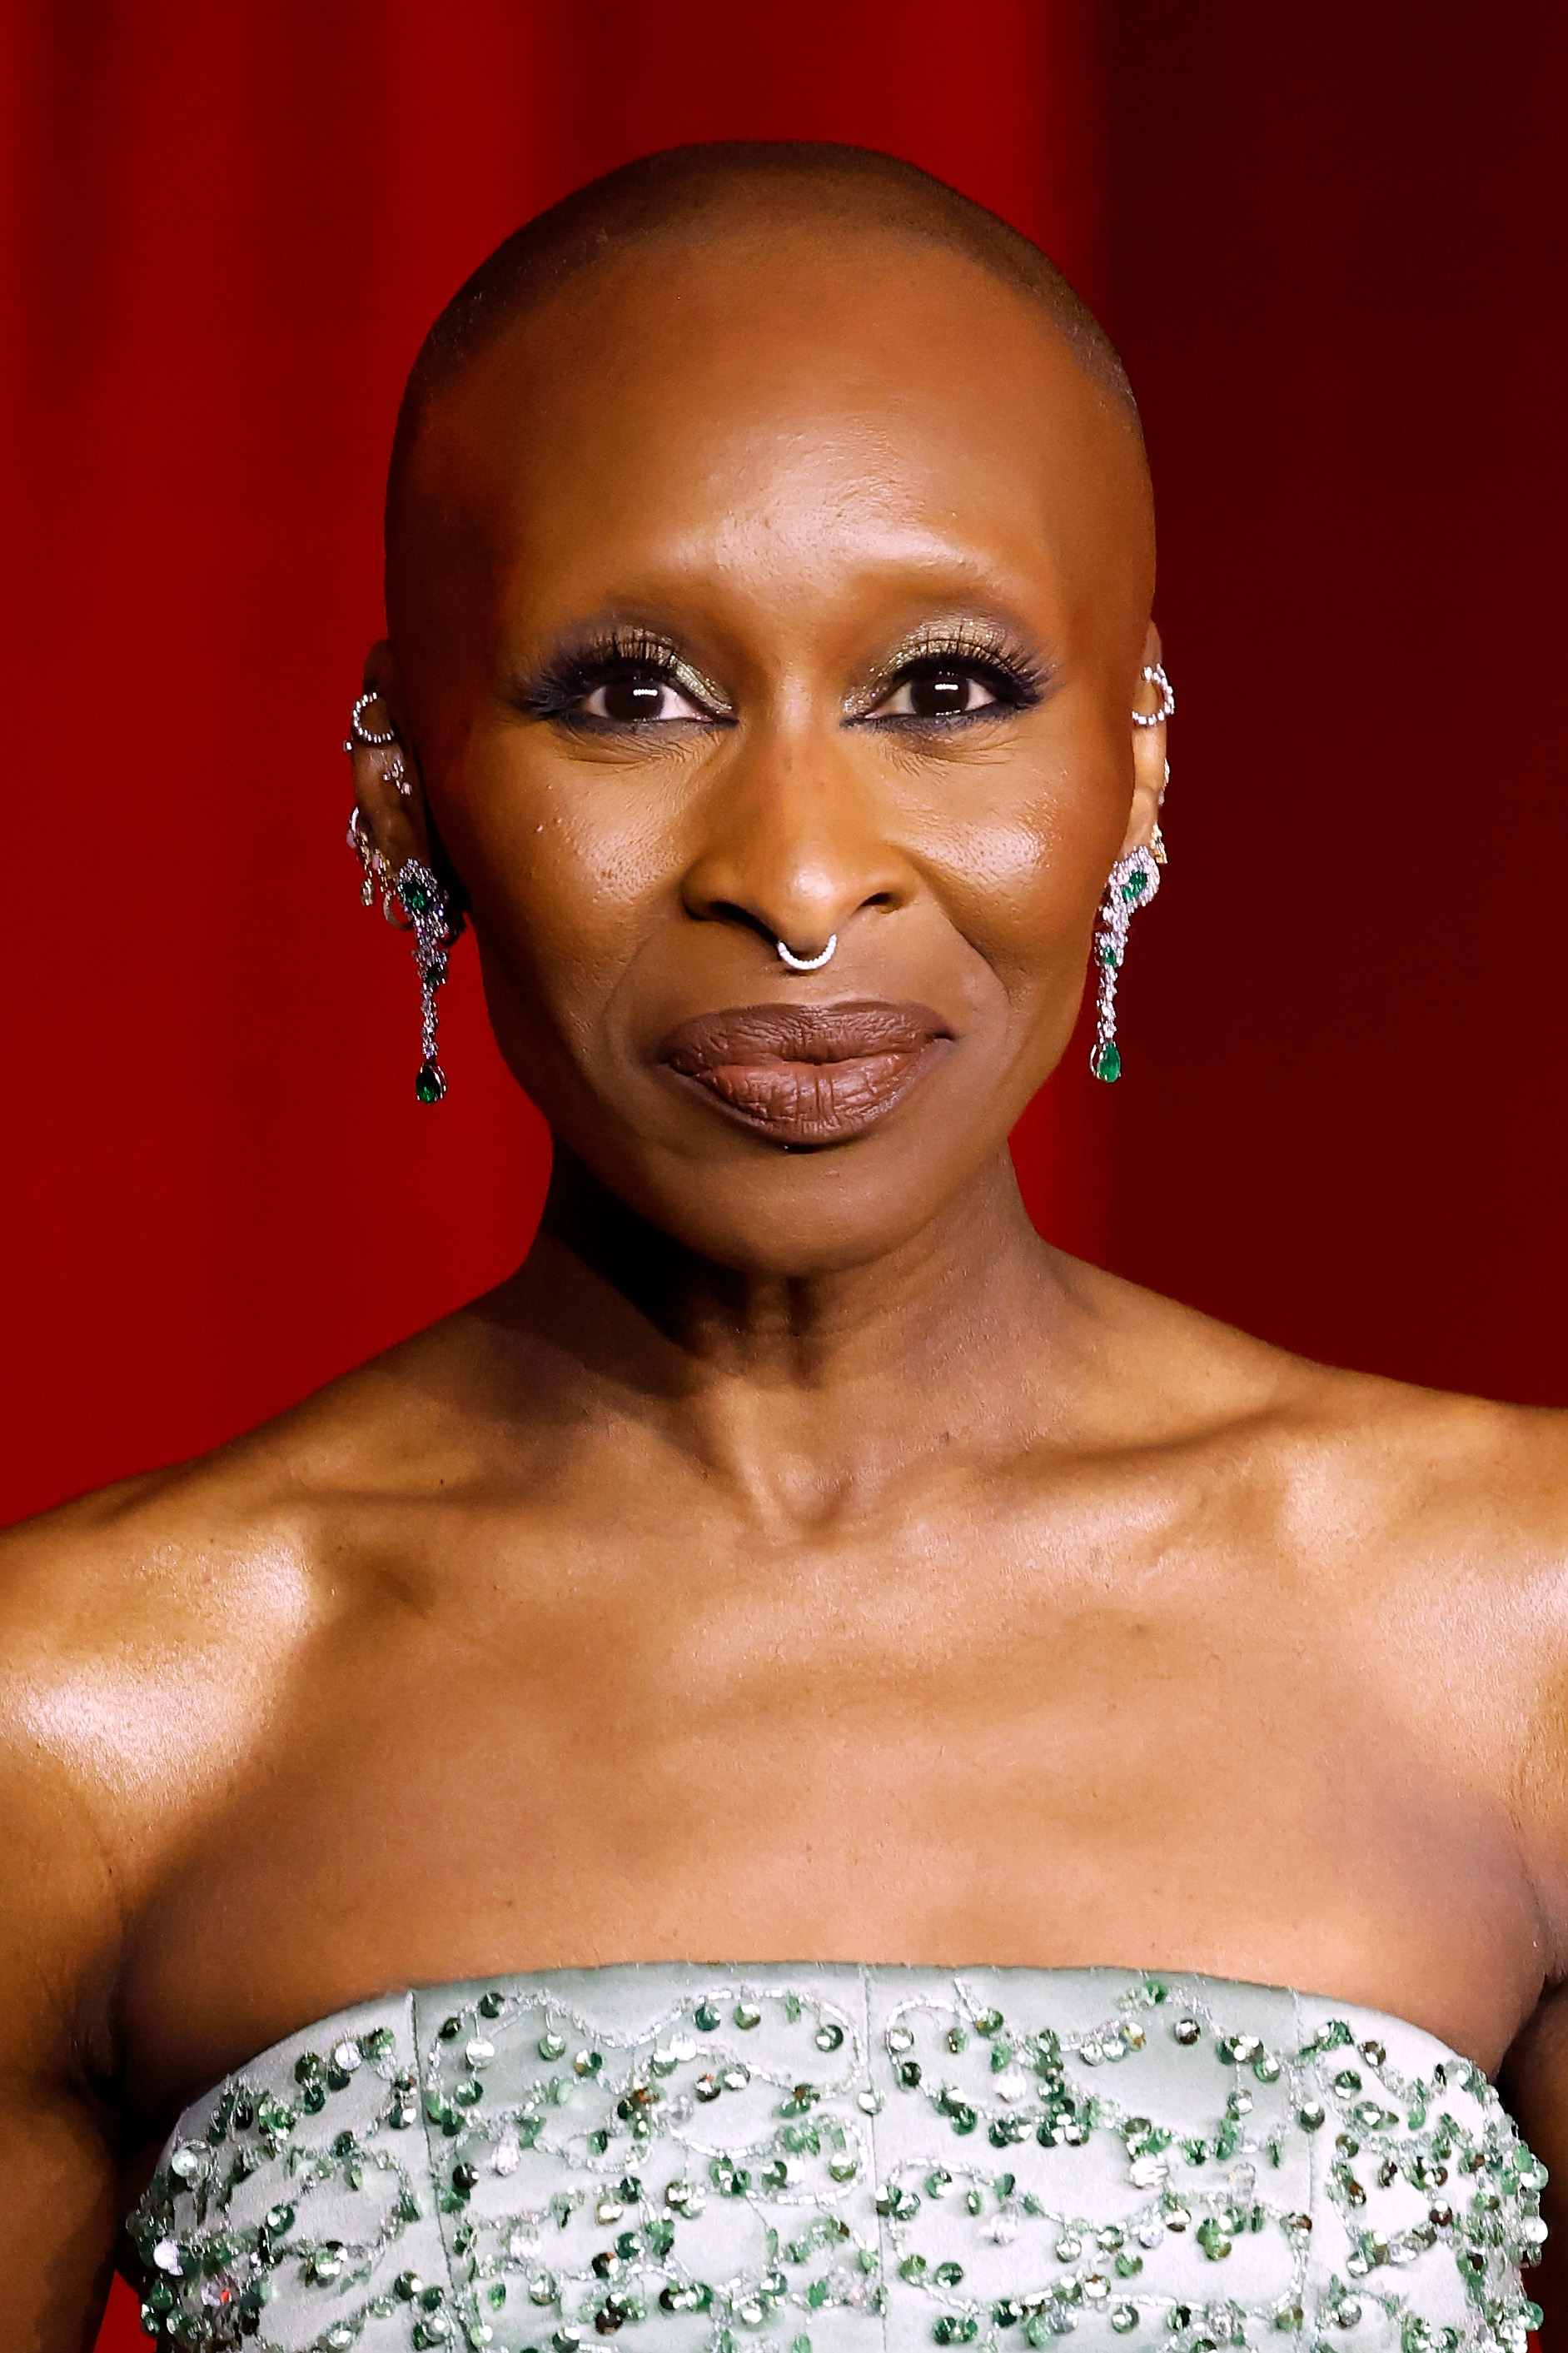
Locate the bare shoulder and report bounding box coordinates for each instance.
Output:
[0,1306,520,1855]
[1067,1251,1568,1542]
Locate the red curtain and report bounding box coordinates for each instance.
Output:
[3,7,1565,2347]
[1,0,1108,1549]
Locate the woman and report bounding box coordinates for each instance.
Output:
[2,143,1563,2353]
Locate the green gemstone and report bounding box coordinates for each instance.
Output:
[1091,1040,1122,1084]
[1195,2217,1232,2261]
[415,1062,446,1104]
[694,2002,720,2031]
[402,880,430,915]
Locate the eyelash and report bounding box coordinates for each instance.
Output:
[520,631,726,730]
[518,627,1046,731]
[855,637,1046,730]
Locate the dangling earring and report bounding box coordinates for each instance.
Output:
[386,858,454,1104]
[344,693,460,1104]
[1090,845,1162,1084]
[1093,662,1174,1078]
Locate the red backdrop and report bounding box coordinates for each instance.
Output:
[1,5,1564,2346]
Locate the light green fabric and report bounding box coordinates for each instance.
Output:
[127,1963,1544,2353]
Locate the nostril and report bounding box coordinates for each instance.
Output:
[860,891,896,911]
[694,900,777,946]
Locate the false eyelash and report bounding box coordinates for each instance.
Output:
[853,621,1051,720]
[516,627,729,723]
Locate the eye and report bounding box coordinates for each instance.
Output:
[865,661,1005,723]
[581,671,711,725]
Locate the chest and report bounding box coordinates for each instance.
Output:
[118,1508,1541,2115]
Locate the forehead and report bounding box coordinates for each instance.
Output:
[400,226,1152,641]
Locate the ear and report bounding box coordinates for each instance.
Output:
[1119,621,1170,859]
[346,639,436,881]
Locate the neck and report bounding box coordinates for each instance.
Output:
[490,1144,1088,1524]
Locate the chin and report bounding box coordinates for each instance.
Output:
[608,1143,1005,1278]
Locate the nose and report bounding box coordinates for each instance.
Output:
[679,722,911,961]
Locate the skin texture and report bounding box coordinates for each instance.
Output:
[4,214,1568,2349]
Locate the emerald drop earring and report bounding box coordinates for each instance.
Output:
[344,690,460,1105]
[1093,659,1174,1081]
[389,857,454,1104]
[1090,844,1162,1084]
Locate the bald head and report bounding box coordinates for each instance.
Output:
[385,142,1142,560]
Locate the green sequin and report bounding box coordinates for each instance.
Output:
[128,1967,1546,2353]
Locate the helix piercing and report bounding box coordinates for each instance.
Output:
[346,691,412,798]
[777,935,838,972]
[346,690,397,750]
[1131,662,1175,728]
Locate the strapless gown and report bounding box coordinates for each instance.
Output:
[125,1965,1544,2353]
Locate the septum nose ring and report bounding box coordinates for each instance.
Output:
[776,935,838,972]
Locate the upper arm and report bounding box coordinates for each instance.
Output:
[0,1523,137,2351]
[0,1737,132,2350]
[1501,1986,1568,2342]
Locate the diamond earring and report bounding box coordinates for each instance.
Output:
[346,817,455,1100]
[389,858,455,1104]
[1090,844,1162,1084]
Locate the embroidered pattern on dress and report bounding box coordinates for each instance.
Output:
[125,1968,1546,2353]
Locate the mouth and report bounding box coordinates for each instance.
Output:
[655,1000,954,1148]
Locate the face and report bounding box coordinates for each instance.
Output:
[378,222,1159,1275]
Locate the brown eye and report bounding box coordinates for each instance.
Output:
[910,668,976,716]
[869,663,1002,721]
[583,671,709,724]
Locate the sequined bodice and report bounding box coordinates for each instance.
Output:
[127,1965,1544,2353]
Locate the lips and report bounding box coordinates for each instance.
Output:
[657,1000,953,1146]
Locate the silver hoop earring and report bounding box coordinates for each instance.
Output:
[346,691,412,798]
[1131,662,1175,728]
[346,690,396,750]
[777,935,837,972]
[1090,845,1162,1084]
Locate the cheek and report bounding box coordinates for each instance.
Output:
[452,751,689,1039]
[908,743,1127,1003]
